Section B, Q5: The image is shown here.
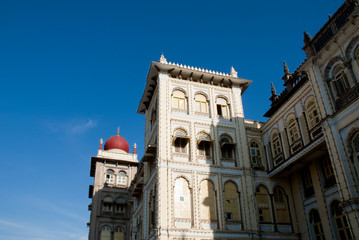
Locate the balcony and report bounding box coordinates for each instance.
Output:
[335,86,359,111]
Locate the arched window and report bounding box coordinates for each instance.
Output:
[355,46,359,68]
[150,110,156,129]
[100,226,111,240]
[174,178,191,219]
[223,182,241,222]
[113,227,124,240]
[322,158,336,188]
[333,65,350,97]
[331,200,352,240]
[106,170,115,184]
[149,190,156,230]
[306,100,321,129]
[301,167,314,198]
[309,209,325,240]
[287,117,300,145]
[115,198,126,215]
[173,129,189,154]
[249,140,262,168]
[273,187,290,224]
[103,196,113,213]
[271,132,282,157]
[220,135,235,161]
[172,90,186,110]
[200,180,217,221]
[255,185,272,223]
[216,97,230,118]
[351,132,359,162]
[197,132,212,157]
[117,171,127,185]
[195,94,209,114]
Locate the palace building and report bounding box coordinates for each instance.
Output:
[88,1,359,239]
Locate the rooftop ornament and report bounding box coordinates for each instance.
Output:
[230,66,238,78]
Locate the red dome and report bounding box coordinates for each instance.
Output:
[104,135,130,152]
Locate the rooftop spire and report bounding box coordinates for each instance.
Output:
[304,32,312,45]
[133,143,137,154]
[271,82,277,96]
[116,127,120,136]
[230,66,238,78]
[99,138,103,150]
[283,61,289,74]
[159,53,167,64]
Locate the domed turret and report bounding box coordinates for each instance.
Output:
[103,128,129,153]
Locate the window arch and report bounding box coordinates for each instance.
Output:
[309,209,325,240]
[249,140,263,168]
[287,116,300,145]
[197,132,212,157]
[271,131,282,157]
[174,177,191,219]
[332,65,350,97]
[351,131,359,162]
[149,189,156,230]
[172,90,187,110]
[216,97,230,118]
[103,196,113,214]
[223,182,241,222]
[305,100,321,130]
[113,227,124,240]
[200,179,217,221]
[220,135,235,161]
[100,226,111,240]
[195,94,209,114]
[255,185,272,223]
[330,200,352,240]
[301,167,314,198]
[322,158,336,188]
[106,170,115,184]
[273,187,290,224]
[117,171,127,185]
[173,129,189,154]
[115,197,126,215]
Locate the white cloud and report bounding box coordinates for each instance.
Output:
[0,219,87,240]
[41,118,97,135]
[70,119,96,134]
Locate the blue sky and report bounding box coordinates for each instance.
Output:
[0,0,344,239]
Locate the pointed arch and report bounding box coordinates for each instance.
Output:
[345,34,359,60]
[100,225,111,240]
[330,200,353,239]
[113,227,124,240]
[255,185,272,223]
[273,186,290,224]
[199,179,217,221]
[174,177,192,219]
[223,181,241,222]
[308,209,325,240]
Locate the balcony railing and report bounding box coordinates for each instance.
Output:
[335,86,359,111]
[311,1,356,54]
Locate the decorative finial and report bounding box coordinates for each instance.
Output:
[99,138,103,150]
[283,61,289,74]
[133,143,137,154]
[271,82,277,96]
[230,66,238,78]
[116,127,120,136]
[304,32,312,44]
[159,53,167,64]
